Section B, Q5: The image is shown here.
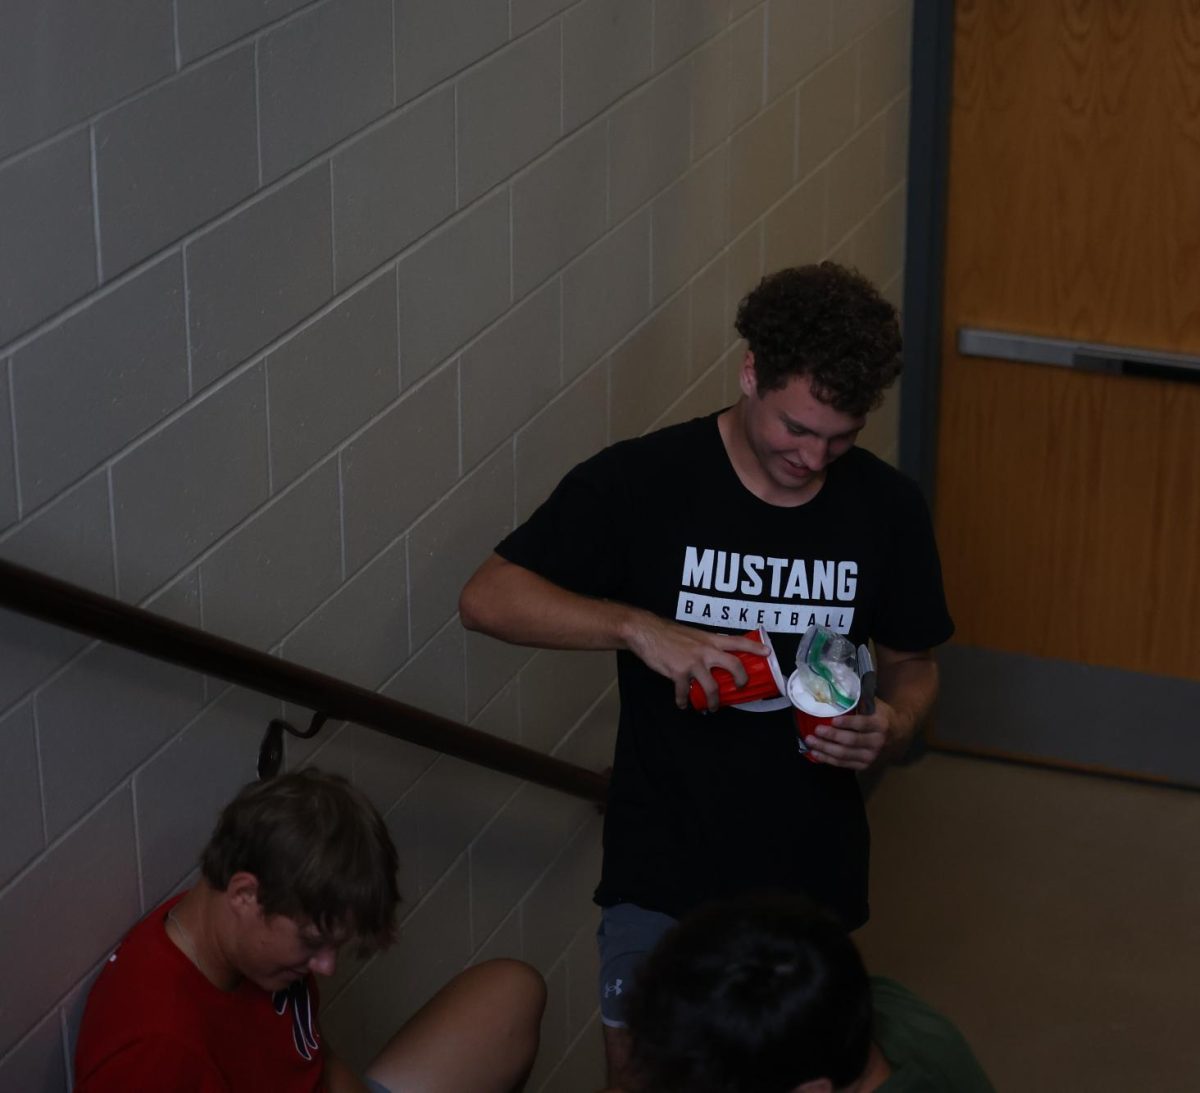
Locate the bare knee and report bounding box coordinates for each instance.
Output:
[470,958,547,1019]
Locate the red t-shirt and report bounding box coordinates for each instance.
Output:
[74,894,325,1092]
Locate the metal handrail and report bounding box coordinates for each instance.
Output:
[0,559,608,803]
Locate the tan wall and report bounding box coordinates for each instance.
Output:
[0,2,912,1089]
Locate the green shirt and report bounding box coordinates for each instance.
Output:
[871,977,995,1092]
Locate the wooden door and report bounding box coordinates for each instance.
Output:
[931,0,1200,783]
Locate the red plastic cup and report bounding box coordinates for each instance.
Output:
[687,628,787,711]
[788,673,858,762]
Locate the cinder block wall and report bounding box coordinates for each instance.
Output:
[0,1,913,1089]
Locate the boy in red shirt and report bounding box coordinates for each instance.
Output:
[75,768,545,1092]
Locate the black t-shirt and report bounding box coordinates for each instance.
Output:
[496,412,953,925]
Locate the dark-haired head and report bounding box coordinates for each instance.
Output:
[201,767,399,952]
[735,263,902,417]
[625,893,873,1093]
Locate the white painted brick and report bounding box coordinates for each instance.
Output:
[0,472,115,595]
[689,32,733,161]
[176,0,311,64]
[458,24,562,205]
[562,213,652,379]
[0,790,139,1057]
[882,93,911,190]
[796,50,859,180]
[0,702,42,888]
[609,293,692,440]
[729,7,767,127]
[340,364,459,575]
[461,281,561,471]
[513,124,608,298]
[408,447,514,648]
[518,649,615,754]
[257,0,393,182]
[383,621,469,729]
[135,688,274,906]
[652,147,729,302]
[12,256,188,512]
[834,0,910,51]
[608,65,692,222]
[471,679,521,744]
[764,170,827,272]
[112,367,269,603]
[0,364,14,531]
[37,640,204,840]
[691,253,732,374]
[386,754,516,902]
[858,5,912,122]
[512,0,576,35]
[653,0,728,70]
[766,0,833,100]
[729,92,795,234]
[539,1012,606,1093]
[850,185,906,291]
[472,904,523,963]
[728,221,765,303]
[267,271,400,490]
[0,1010,67,1093]
[186,170,333,390]
[0,133,96,346]
[466,632,535,723]
[199,460,343,651]
[563,0,653,129]
[515,361,608,524]
[332,90,457,290]
[0,0,173,161]
[0,610,89,715]
[350,721,439,818]
[651,357,727,432]
[522,817,604,973]
[397,194,511,386]
[469,784,589,947]
[552,684,619,773]
[281,537,410,691]
[394,0,509,106]
[826,117,886,245]
[95,48,258,276]
[564,919,602,1037]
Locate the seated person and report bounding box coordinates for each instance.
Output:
[75,768,546,1092]
[617,893,993,1093]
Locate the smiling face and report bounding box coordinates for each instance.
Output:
[734,354,865,504]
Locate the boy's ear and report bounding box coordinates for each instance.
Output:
[225,871,261,914]
[739,350,758,397]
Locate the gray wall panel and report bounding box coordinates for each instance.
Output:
[937,643,1200,785]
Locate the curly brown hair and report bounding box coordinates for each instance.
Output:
[734,262,902,416]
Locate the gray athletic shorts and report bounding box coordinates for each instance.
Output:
[596,902,678,1027]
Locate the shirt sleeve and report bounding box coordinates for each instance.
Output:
[495,445,632,599]
[870,477,955,652]
[74,1038,230,1093]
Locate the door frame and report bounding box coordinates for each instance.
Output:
[899,0,955,502]
[897,1,1200,789]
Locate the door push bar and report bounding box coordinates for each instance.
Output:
[957,328,1200,383]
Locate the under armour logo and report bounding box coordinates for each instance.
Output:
[604,978,624,998]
